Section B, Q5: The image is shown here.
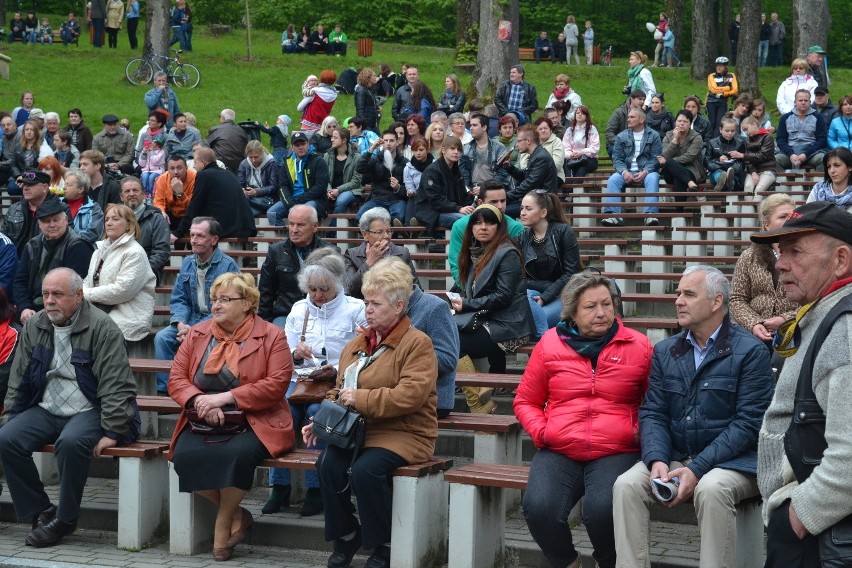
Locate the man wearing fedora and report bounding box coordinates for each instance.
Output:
[756,202,852,567]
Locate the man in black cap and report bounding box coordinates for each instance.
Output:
[754,202,852,566]
[268,131,329,226]
[812,87,838,128]
[92,114,135,175]
[12,199,93,325]
[1,171,57,255]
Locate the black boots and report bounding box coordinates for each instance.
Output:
[261,484,291,514]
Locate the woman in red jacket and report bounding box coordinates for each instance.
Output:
[514,271,652,568]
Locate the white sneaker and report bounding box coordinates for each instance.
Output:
[725,167,736,190]
[601,217,624,227]
[644,217,660,226]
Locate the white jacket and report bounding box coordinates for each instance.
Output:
[284,292,366,380]
[83,232,156,341]
[776,74,818,115]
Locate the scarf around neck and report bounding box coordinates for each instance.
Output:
[203,314,255,376]
[812,180,852,207]
[556,319,619,364]
[628,65,645,92]
[409,153,433,173]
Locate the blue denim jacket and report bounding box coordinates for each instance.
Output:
[170,248,239,326]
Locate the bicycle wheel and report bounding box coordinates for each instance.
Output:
[125,58,154,85]
[171,63,200,88]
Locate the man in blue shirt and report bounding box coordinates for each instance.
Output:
[612,265,774,568]
[269,131,329,226]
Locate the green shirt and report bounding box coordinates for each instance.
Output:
[448,214,525,287]
[329,31,347,43]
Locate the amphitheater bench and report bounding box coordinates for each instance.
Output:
[37,441,169,550]
[169,448,453,568]
[455,373,521,390]
[443,463,763,568]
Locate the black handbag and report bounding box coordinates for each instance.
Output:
[311,399,365,451]
[455,310,486,333]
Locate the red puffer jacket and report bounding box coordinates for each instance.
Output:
[513,321,652,462]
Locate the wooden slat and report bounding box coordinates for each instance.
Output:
[443,463,530,489]
[438,413,520,433]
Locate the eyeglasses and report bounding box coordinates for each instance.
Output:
[365,229,392,236]
[211,296,246,304]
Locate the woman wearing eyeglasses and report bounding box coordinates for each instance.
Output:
[343,207,420,300]
[169,272,295,561]
[261,248,366,517]
[776,58,818,115]
[82,203,155,343]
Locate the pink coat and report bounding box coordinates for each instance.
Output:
[513,321,652,461]
[168,316,295,458]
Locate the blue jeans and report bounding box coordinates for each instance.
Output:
[331,190,358,215]
[356,199,406,224]
[154,325,180,393]
[91,18,105,47]
[603,172,660,214]
[527,290,563,338]
[6,178,22,196]
[267,199,321,226]
[523,449,640,568]
[61,30,78,46]
[268,380,324,488]
[272,146,289,165]
[663,47,680,66]
[758,40,769,67]
[437,212,464,229]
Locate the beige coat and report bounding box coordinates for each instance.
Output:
[106,0,124,29]
[329,316,438,464]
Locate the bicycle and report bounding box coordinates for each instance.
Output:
[600,45,613,67]
[125,49,201,88]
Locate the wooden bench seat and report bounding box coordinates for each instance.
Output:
[443,462,763,568]
[37,441,169,549]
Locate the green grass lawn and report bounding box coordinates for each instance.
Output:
[2,24,849,136]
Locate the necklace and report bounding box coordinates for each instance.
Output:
[532,232,546,244]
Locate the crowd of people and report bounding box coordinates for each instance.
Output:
[0,16,851,567]
[7,3,143,49]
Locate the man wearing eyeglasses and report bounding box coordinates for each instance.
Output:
[1,170,60,255]
[753,202,852,566]
[501,124,559,218]
[258,205,335,328]
[12,199,94,326]
[153,217,238,395]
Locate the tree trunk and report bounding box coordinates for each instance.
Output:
[690,0,718,80]
[665,0,685,58]
[0,1,7,27]
[472,0,519,102]
[792,0,830,60]
[144,0,170,57]
[456,0,479,46]
[736,0,761,97]
[720,0,732,57]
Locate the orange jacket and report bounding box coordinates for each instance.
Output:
[153,167,196,219]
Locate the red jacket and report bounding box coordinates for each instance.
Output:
[168,315,295,458]
[513,321,652,461]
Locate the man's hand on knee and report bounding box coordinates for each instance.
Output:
[665,466,697,508]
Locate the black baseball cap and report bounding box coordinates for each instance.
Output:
[291,131,309,144]
[814,87,829,96]
[19,170,51,185]
[751,202,852,246]
[102,114,120,124]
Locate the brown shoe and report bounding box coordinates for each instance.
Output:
[25,517,77,548]
[31,504,57,529]
[213,547,233,561]
[225,507,253,549]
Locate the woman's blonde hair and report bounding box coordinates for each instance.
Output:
[362,256,414,310]
[758,194,796,227]
[103,204,141,240]
[791,58,808,72]
[630,51,649,65]
[210,272,261,314]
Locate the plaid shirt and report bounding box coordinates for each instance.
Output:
[507,82,524,112]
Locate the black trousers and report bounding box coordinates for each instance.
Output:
[765,500,820,567]
[318,445,407,550]
[661,159,697,204]
[127,18,139,49]
[459,326,507,373]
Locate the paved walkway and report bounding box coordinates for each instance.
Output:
[1,478,706,567]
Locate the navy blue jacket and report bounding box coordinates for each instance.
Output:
[639,316,774,478]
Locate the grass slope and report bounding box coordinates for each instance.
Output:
[2,25,849,136]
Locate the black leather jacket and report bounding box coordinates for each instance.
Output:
[354,85,380,132]
[460,244,535,343]
[356,150,408,202]
[414,157,472,230]
[506,145,559,202]
[258,236,334,321]
[515,222,581,304]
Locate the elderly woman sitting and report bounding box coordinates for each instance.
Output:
[82,204,155,343]
[262,249,366,517]
[169,272,295,561]
[343,207,420,300]
[60,169,103,246]
[303,257,438,568]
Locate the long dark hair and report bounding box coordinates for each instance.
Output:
[458,207,516,284]
[570,105,594,144]
[409,81,436,116]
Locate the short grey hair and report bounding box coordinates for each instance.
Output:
[46,267,84,294]
[683,265,730,307]
[430,111,447,123]
[45,111,60,123]
[448,112,465,124]
[289,204,318,224]
[560,272,621,322]
[64,169,90,190]
[220,109,236,122]
[358,207,391,232]
[297,248,346,295]
[154,71,168,81]
[629,108,647,121]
